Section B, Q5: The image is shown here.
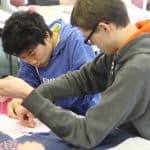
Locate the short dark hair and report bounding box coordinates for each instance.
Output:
[2,11,52,56]
[71,0,129,30]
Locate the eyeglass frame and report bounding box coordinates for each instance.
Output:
[84,24,98,44]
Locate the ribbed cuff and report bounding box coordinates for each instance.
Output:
[22,89,51,117]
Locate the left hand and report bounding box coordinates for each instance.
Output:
[0,76,33,99]
[7,98,23,119]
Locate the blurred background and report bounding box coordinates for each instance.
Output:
[0,0,149,77]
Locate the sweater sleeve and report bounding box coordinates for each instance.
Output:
[22,55,147,148]
[35,54,108,100]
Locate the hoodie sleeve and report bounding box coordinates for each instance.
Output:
[22,61,146,148]
[22,53,148,148]
[35,54,108,99]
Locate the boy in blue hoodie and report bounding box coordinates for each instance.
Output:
[2,11,100,117]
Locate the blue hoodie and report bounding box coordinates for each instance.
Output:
[18,19,100,115]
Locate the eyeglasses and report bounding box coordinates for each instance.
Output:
[84,25,98,45]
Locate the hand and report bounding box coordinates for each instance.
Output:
[16,141,45,150]
[15,105,35,128]
[0,76,33,99]
[7,98,23,119]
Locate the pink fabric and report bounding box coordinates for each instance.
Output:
[0,97,12,114]
[131,0,144,8]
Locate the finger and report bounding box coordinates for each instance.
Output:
[27,112,35,127]
[7,99,23,119]
[7,102,17,119]
[19,113,35,128]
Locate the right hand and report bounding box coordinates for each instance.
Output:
[7,98,23,119]
[0,76,33,99]
[15,105,35,128]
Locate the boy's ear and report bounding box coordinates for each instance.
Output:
[98,22,111,33]
[44,31,51,41]
[45,31,51,38]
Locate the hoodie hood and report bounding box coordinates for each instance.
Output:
[48,19,85,56]
[127,19,150,42]
[115,20,150,63]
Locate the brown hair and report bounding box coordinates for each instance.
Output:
[71,0,129,30]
